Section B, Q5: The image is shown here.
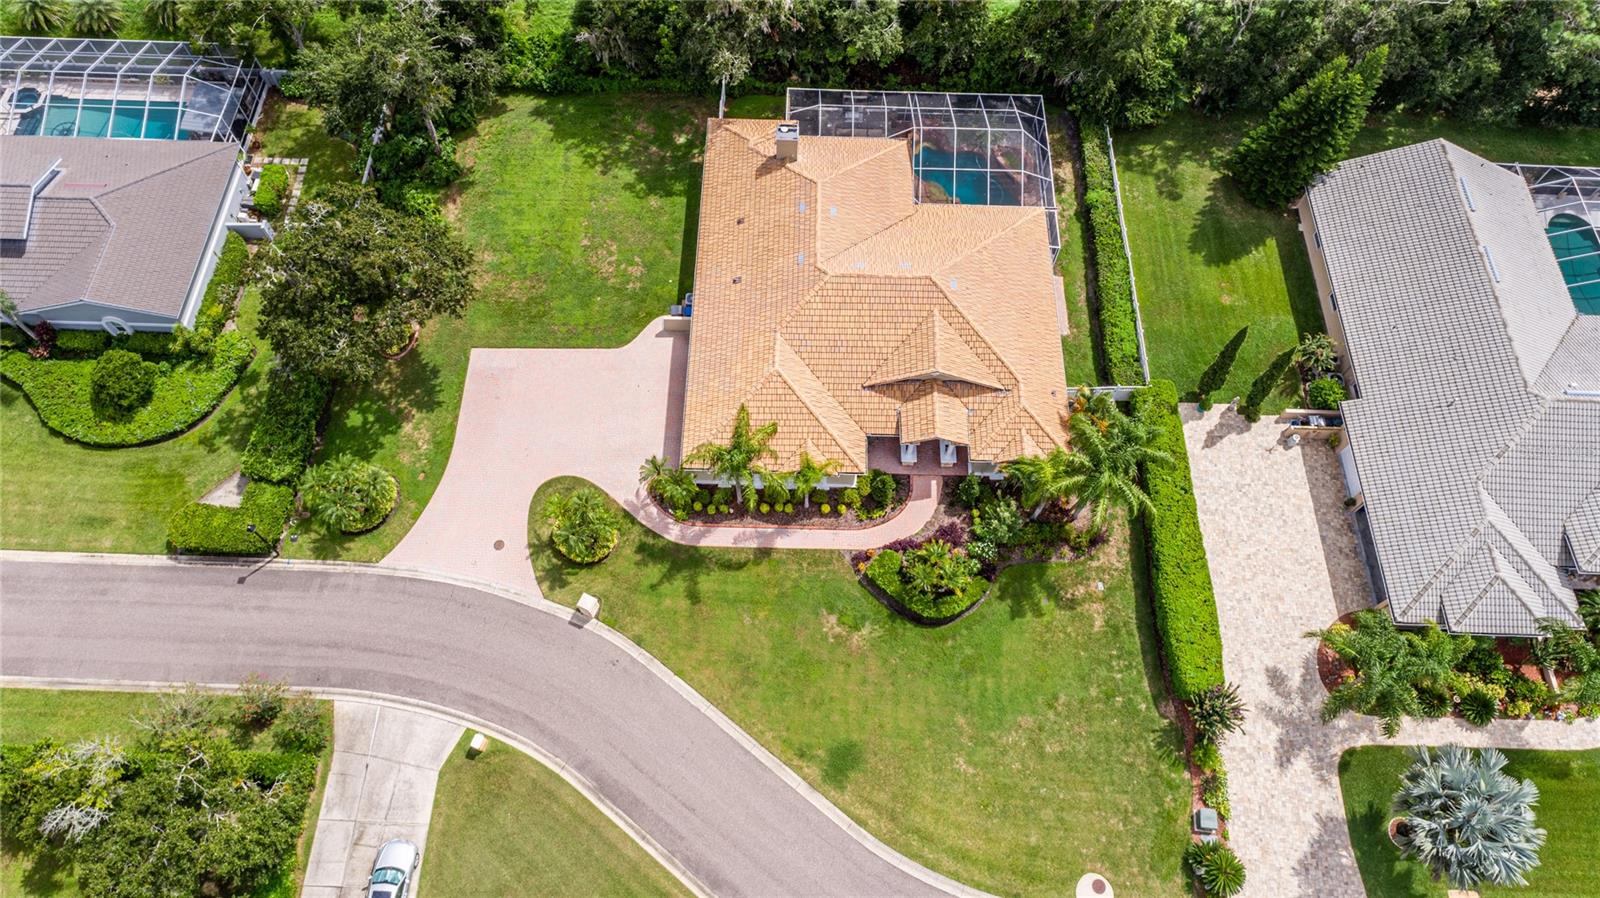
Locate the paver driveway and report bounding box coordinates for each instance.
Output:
[1181,407,1600,898]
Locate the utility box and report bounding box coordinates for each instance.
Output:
[577,593,601,620]
[467,732,489,758]
[1192,807,1219,835]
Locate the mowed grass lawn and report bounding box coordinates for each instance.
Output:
[285,92,707,562]
[0,293,271,552]
[1114,111,1597,410]
[1338,746,1600,898]
[528,478,1191,897]
[422,732,690,898]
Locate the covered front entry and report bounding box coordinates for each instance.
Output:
[866,436,968,476]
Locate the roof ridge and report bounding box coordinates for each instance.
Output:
[772,334,865,467]
[74,196,118,306]
[92,143,234,200]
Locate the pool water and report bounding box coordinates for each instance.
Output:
[13,96,188,140]
[1546,213,1600,314]
[913,146,1024,206]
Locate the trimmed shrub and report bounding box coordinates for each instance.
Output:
[114,331,183,358]
[544,487,621,564]
[865,549,904,596]
[1133,380,1226,699]
[954,473,987,508]
[973,496,1025,548]
[1,333,254,446]
[54,329,111,356]
[1082,132,1142,385]
[167,481,296,555]
[253,164,290,220]
[300,456,398,533]
[239,369,332,483]
[839,487,862,509]
[272,697,329,754]
[1307,377,1346,410]
[196,232,250,335]
[90,349,156,415]
[867,469,897,507]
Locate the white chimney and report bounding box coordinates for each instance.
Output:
[775,122,799,163]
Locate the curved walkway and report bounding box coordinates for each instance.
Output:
[1180,409,1599,898]
[0,552,983,898]
[384,318,936,594]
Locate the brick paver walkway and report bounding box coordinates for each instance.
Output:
[1181,406,1599,898]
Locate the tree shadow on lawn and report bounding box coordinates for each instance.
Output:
[629,536,771,607]
[192,361,269,456]
[4,834,76,897]
[522,93,713,202]
[1117,125,1229,202]
[1188,175,1293,267]
[319,351,445,463]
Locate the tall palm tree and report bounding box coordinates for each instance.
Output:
[1059,406,1171,527]
[1307,612,1467,737]
[1392,745,1545,889]
[1003,448,1076,519]
[789,452,839,508]
[685,404,777,508]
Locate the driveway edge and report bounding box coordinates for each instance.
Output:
[0,550,996,898]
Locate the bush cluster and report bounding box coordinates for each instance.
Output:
[544,486,622,564]
[1132,380,1226,699]
[253,164,291,220]
[1306,377,1346,410]
[1081,134,1142,385]
[195,232,250,336]
[89,349,156,416]
[300,456,398,533]
[0,333,254,446]
[862,540,985,621]
[239,369,333,484]
[167,482,296,555]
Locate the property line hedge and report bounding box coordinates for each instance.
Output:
[166,483,297,557]
[1133,379,1225,700]
[1081,131,1143,386]
[0,332,255,447]
[238,370,332,484]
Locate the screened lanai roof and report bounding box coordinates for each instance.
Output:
[786,88,1060,258]
[0,36,267,142]
[1505,162,1600,314]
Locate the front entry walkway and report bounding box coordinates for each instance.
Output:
[1180,407,1599,898]
[385,320,937,594]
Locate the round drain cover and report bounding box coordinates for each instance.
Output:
[493,539,505,551]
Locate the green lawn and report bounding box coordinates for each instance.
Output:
[285,93,707,562]
[0,293,270,552]
[0,688,334,898]
[1113,110,1596,411]
[422,732,691,898]
[528,478,1190,897]
[253,98,359,194]
[1338,746,1600,898]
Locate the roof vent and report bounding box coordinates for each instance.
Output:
[1459,176,1476,211]
[1481,245,1501,283]
[775,122,799,162]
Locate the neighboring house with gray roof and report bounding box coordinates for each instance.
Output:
[1298,138,1599,638]
[0,135,247,333]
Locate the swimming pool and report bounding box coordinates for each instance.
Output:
[1546,213,1600,314]
[12,95,190,140]
[913,146,1024,206]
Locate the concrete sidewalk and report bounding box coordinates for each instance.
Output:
[302,702,462,898]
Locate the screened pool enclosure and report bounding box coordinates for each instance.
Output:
[1507,162,1600,314]
[0,37,267,142]
[786,89,1060,258]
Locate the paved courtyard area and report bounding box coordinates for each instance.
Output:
[1181,407,1599,898]
[301,701,462,898]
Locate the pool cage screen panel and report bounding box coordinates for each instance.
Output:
[0,37,267,142]
[1506,162,1600,313]
[786,89,1060,258]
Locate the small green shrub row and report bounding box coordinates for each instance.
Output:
[1132,380,1226,699]
[166,482,296,556]
[0,333,255,446]
[253,164,291,220]
[1081,132,1143,385]
[40,329,183,359]
[238,370,332,484]
[196,231,250,335]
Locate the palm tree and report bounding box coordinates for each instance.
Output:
[1294,332,1338,377]
[1058,407,1171,528]
[789,452,839,508]
[16,0,65,32]
[543,487,622,563]
[1307,612,1466,737]
[71,0,122,36]
[1531,618,1600,708]
[300,456,396,533]
[1003,448,1075,520]
[1392,745,1545,889]
[685,404,777,508]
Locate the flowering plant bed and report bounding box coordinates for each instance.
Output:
[649,473,910,530]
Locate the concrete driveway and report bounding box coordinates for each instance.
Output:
[385,319,686,594]
[1181,408,1600,897]
[302,701,462,898]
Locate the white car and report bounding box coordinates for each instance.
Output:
[366,839,420,898]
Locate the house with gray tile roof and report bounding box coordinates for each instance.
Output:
[0,135,248,333]
[1298,138,1599,637]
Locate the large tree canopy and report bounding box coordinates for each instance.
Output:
[256,183,475,382]
[1014,0,1190,126]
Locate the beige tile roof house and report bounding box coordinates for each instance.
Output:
[679,117,1070,476]
[1301,139,1599,637]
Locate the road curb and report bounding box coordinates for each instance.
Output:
[0,550,997,898]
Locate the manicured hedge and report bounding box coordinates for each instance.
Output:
[239,369,332,484]
[1133,379,1225,699]
[1081,132,1143,386]
[0,332,255,446]
[254,164,290,220]
[167,482,296,555]
[197,231,250,335]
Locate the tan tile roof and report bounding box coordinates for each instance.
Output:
[681,118,1070,473]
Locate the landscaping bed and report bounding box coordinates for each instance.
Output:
[650,472,910,530]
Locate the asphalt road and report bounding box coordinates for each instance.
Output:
[0,558,953,898]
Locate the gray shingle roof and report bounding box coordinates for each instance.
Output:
[1307,139,1598,637]
[0,136,237,318]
